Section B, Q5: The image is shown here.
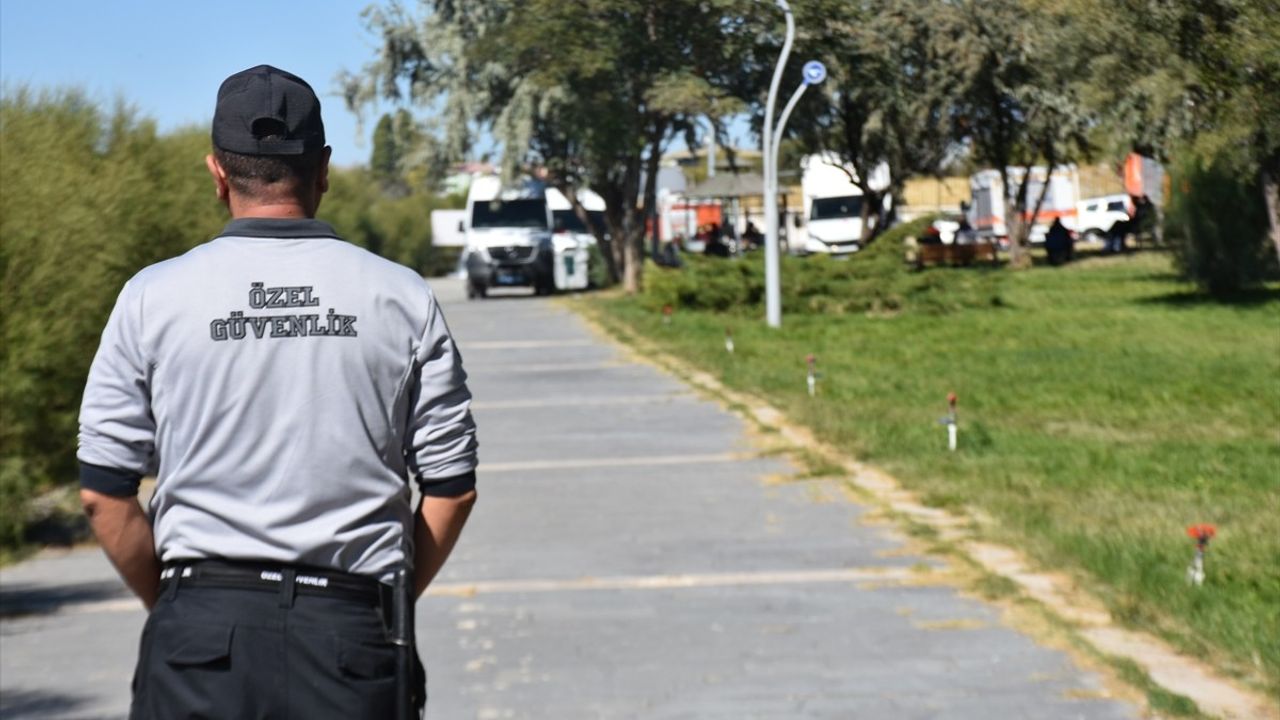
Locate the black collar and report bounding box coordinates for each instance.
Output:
[215,217,342,240]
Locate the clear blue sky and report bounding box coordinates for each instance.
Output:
[1,1,389,167]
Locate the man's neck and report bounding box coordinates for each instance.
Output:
[228,199,315,219]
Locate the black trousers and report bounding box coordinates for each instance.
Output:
[130,578,422,719]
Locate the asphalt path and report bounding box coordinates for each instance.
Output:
[0,280,1140,719]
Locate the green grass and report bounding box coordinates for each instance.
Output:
[590,250,1280,695]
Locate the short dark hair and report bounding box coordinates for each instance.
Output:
[213,136,323,197]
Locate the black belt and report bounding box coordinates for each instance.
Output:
[160,559,386,604]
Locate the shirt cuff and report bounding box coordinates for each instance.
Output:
[79,462,143,497]
[417,469,476,497]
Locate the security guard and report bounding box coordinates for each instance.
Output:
[77,65,477,718]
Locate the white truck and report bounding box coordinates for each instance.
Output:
[463,176,555,298]
[545,187,604,291]
[799,153,891,255]
[430,209,468,248]
[1075,194,1131,244]
[968,166,1081,245]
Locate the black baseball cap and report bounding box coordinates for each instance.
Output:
[212,65,325,156]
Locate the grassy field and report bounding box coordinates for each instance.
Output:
[589,249,1280,696]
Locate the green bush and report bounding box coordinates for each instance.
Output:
[0,88,455,551]
[1165,154,1277,297]
[642,216,1004,317]
[1,89,226,546]
[586,242,614,289]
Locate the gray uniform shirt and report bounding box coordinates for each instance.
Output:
[78,217,477,578]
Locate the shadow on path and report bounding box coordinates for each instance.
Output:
[0,579,128,619]
[0,688,95,719]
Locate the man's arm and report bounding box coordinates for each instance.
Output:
[413,489,477,597]
[81,489,161,609]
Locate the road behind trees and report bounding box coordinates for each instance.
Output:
[0,282,1137,719]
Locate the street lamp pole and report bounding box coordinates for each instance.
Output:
[762,0,794,329]
[762,3,825,329]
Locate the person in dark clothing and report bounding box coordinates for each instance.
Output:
[742,221,763,250]
[703,222,730,257]
[1045,217,1073,266]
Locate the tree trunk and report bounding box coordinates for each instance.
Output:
[858,188,878,244]
[1003,166,1031,269]
[616,221,640,294]
[640,129,664,287]
[1152,203,1165,247]
[618,199,641,295]
[1263,166,1280,265]
[1026,164,1055,247]
[557,181,619,283]
[614,151,644,292]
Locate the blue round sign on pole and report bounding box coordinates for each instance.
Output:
[802,60,827,85]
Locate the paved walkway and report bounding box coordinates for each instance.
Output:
[1,281,1140,719]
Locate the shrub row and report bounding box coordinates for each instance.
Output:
[643,217,1005,317]
[0,88,452,548]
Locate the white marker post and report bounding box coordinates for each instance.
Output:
[945,392,958,451]
[806,354,817,397]
[725,328,735,354]
[1185,524,1216,586]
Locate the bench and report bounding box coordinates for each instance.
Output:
[911,242,998,269]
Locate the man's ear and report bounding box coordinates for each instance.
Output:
[317,146,332,196]
[205,153,230,205]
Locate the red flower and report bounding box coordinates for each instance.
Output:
[1186,524,1217,541]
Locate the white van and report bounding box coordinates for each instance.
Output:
[463,176,555,298]
[799,153,891,255]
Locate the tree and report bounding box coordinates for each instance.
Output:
[785,0,965,242]
[343,0,761,292]
[1065,0,1280,272]
[949,0,1092,267]
[369,108,432,196]
[369,113,400,189]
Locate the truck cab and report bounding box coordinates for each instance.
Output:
[464,176,555,298]
[799,154,891,255]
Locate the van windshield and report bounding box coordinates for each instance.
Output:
[472,199,548,229]
[553,209,606,234]
[810,196,863,221]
